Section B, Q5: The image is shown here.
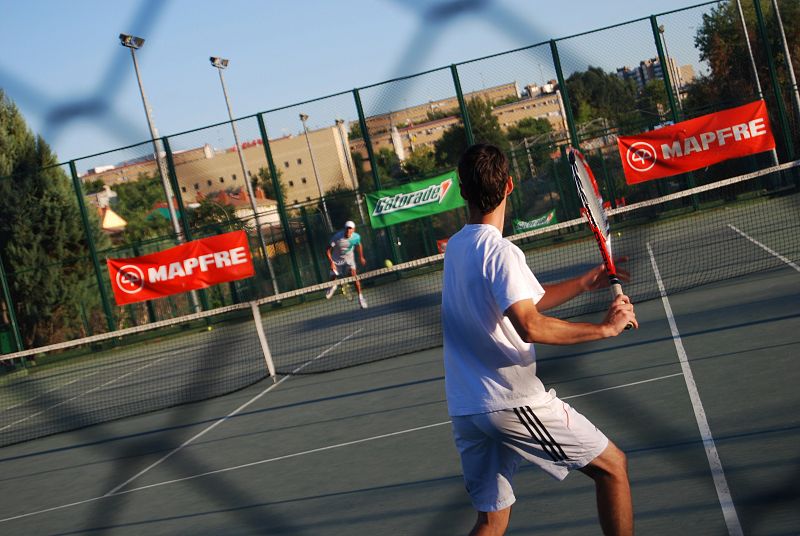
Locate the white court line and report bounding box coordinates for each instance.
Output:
[0,355,171,434]
[727,224,800,273]
[3,352,168,410]
[0,371,680,524]
[104,327,364,496]
[3,369,104,412]
[647,243,743,536]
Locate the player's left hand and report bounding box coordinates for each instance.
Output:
[360,256,367,267]
[580,257,630,291]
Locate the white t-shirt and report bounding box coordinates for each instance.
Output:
[442,224,548,416]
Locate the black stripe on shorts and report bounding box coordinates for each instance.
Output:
[524,406,569,461]
[513,406,565,462]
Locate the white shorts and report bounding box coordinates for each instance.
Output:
[451,393,608,512]
[331,257,356,276]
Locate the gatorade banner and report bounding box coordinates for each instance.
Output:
[366,170,465,229]
[513,209,557,234]
[617,100,775,184]
[107,231,255,305]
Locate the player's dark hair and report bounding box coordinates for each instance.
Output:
[457,144,509,214]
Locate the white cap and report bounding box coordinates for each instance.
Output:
[344,220,356,229]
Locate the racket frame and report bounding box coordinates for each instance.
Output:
[567,147,624,298]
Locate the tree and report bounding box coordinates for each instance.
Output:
[253,166,287,207]
[0,90,109,346]
[401,146,438,178]
[506,118,555,173]
[373,147,403,185]
[349,122,362,140]
[189,198,240,233]
[323,185,360,228]
[506,117,553,143]
[434,97,508,167]
[685,0,798,157]
[111,173,173,242]
[83,178,106,194]
[565,66,639,126]
[636,80,669,125]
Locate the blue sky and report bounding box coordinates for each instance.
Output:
[0,0,714,166]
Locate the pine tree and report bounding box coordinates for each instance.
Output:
[0,90,108,347]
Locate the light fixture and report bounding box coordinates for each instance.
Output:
[119,33,145,49]
[209,56,229,69]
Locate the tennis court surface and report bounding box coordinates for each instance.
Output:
[0,167,798,534]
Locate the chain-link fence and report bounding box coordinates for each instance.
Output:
[2,0,798,351]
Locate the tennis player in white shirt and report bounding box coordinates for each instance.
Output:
[442,144,638,536]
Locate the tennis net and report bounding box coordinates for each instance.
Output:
[1,161,798,446]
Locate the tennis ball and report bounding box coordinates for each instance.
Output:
[615,232,622,238]
[384,259,393,268]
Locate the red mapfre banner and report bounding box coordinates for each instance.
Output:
[617,100,775,184]
[107,231,255,305]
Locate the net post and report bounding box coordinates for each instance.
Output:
[250,301,276,382]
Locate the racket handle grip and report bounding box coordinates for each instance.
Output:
[609,279,633,330]
[610,282,624,297]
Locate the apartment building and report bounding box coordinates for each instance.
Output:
[81,125,357,207]
[363,82,520,135]
[349,85,568,166]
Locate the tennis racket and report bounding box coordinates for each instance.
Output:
[567,147,632,329]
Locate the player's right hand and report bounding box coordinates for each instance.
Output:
[602,294,638,335]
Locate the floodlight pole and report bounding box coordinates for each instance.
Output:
[211,57,279,295]
[300,113,332,232]
[120,35,183,242]
[658,25,683,113]
[770,0,800,128]
[120,33,201,313]
[734,1,779,166]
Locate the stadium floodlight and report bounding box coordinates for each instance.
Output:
[118,33,145,49]
[119,31,200,312]
[299,113,332,231]
[209,55,279,294]
[209,56,229,69]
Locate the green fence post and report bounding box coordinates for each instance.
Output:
[753,0,795,162]
[353,87,399,264]
[550,40,580,150]
[161,138,193,241]
[451,64,475,146]
[550,157,567,221]
[300,206,323,284]
[162,138,209,311]
[257,113,303,290]
[596,148,618,208]
[650,16,682,123]
[0,253,23,352]
[651,16,698,206]
[69,161,116,333]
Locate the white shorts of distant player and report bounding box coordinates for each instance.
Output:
[330,255,356,277]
